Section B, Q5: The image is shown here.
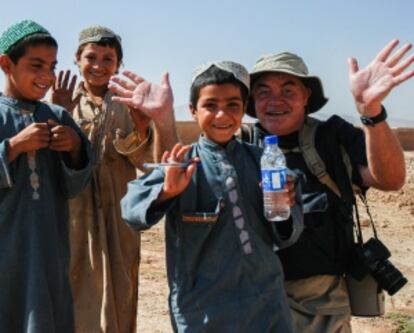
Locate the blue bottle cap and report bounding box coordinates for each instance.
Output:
[264,135,278,145]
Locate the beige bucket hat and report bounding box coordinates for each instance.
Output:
[247,52,328,117]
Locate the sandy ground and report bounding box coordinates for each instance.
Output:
[137,152,414,333]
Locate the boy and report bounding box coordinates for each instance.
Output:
[0,20,92,332]
[112,61,301,332]
[51,25,177,332]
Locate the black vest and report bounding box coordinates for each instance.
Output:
[245,116,365,280]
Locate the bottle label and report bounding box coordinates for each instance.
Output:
[261,168,287,191]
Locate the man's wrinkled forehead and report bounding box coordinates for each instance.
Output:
[253,72,306,90]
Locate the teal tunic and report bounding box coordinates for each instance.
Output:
[122,136,301,333]
[0,96,92,333]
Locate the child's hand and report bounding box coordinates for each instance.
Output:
[7,123,50,161]
[158,143,198,202]
[48,119,81,153]
[108,70,174,123]
[284,175,296,207]
[51,70,81,113]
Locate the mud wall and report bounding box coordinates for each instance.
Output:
[176,121,414,151]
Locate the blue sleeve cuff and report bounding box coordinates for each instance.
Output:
[0,140,13,189]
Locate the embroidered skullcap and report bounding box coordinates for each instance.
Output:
[192,61,250,92]
[0,20,50,54]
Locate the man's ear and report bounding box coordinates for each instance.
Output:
[189,103,197,120]
[304,87,312,107]
[0,55,13,74]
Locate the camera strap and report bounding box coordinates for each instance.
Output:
[353,191,379,245]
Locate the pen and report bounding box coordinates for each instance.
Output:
[143,162,195,168]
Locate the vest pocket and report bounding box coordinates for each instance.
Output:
[178,200,224,282]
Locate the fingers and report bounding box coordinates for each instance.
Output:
[49,140,68,151]
[49,126,79,152]
[347,58,359,76]
[68,72,78,92]
[69,94,82,112]
[55,70,64,90]
[161,150,170,163]
[109,84,134,98]
[284,175,296,206]
[175,145,192,161]
[110,76,137,91]
[47,119,60,127]
[168,143,184,161]
[385,43,412,67]
[393,69,414,87]
[391,53,414,77]
[122,70,145,85]
[62,70,71,89]
[373,39,399,63]
[111,96,135,108]
[184,162,197,179]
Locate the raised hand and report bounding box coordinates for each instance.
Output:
[51,70,81,113]
[349,39,414,116]
[159,143,198,202]
[108,70,174,122]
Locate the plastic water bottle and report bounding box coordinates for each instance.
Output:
[261,135,290,221]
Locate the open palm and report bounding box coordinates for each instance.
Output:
[109,70,174,120]
[349,40,414,116]
[51,70,81,113]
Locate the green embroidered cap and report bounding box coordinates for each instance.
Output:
[0,20,50,54]
[78,26,122,47]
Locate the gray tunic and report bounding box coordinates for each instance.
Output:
[122,136,301,333]
[0,96,92,333]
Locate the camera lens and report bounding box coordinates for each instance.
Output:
[371,260,408,296]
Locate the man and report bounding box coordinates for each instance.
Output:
[246,40,413,332]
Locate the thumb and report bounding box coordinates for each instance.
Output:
[161,72,170,88]
[47,119,60,127]
[68,94,81,113]
[348,57,359,76]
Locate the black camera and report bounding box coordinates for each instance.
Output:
[348,238,408,296]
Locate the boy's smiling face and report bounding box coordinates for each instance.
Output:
[190,83,245,145]
[1,44,57,101]
[76,43,119,89]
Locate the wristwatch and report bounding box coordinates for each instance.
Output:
[360,106,387,126]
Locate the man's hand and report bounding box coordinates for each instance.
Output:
[284,175,296,207]
[51,70,81,113]
[109,70,174,123]
[349,39,414,117]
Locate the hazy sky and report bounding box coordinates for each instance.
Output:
[1,0,413,122]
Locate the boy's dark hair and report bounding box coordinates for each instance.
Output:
[6,33,58,64]
[190,65,249,106]
[76,38,123,65]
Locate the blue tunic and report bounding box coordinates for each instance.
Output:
[0,96,92,333]
[122,136,301,333]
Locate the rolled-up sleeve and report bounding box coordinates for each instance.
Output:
[113,126,154,170]
[121,168,176,230]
